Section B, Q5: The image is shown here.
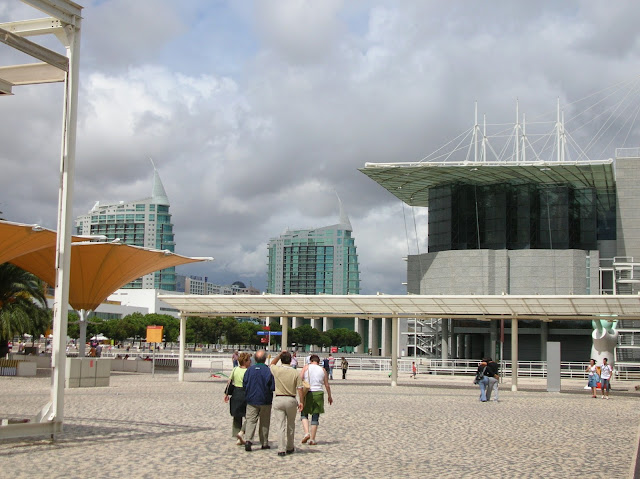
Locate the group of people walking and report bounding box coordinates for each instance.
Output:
[586,357,613,399]
[224,349,333,456]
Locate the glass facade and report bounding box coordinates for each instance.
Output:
[428,183,614,253]
[267,227,360,295]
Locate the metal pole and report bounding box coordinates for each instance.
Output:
[51,16,82,430]
[511,318,518,391]
[414,317,417,360]
[281,316,288,352]
[391,317,399,387]
[152,343,156,377]
[178,315,186,381]
[78,309,87,357]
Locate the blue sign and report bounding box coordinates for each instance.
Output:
[257,331,282,336]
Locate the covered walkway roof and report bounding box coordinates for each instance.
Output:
[158,294,640,321]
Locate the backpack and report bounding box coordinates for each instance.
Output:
[474,366,487,384]
[323,358,330,371]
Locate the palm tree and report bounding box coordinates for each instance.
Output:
[0,263,50,358]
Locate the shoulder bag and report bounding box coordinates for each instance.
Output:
[224,367,236,396]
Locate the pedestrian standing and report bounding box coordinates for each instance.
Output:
[586,359,599,398]
[327,353,335,380]
[412,361,417,379]
[340,357,349,380]
[600,358,613,399]
[232,350,239,368]
[270,351,304,456]
[291,352,298,369]
[242,349,275,451]
[299,354,333,445]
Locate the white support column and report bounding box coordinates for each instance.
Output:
[50,10,82,428]
[322,316,333,331]
[354,317,365,353]
[178,315,186,382]
[281,316,288,352]
[265,317,271,351]
[441,318,449,361]
[391,317,399,387]
[540,321,548,361]
[292,316,301,329]
[511,318,518,392]
[311,318,322,351]
[369,318,379,356]
[381,317,392,357]
[78,309,87,357]
[322,316,333,352]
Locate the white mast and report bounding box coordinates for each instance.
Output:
[556,98,561,163]
[515,99,520,162]
[522,113,527,163]
[474,101,479,163]
[482,114,487,162]
[561,110,566,162]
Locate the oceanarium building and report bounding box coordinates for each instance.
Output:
[361,139,640,362]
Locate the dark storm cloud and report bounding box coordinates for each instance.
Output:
[2,0,640,293]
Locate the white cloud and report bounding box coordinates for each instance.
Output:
[2,0,640,294]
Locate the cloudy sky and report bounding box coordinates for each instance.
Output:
[2,0,640,294]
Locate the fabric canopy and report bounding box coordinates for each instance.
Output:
[10,242,207,311]
[0,220,88,264]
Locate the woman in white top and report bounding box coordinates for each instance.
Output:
[586,359,599,398]
[299,354,333,445]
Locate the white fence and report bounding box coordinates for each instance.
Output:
[99,350,640,381]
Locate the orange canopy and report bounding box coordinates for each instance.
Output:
[0,220,88,264]
[10,242,207,311]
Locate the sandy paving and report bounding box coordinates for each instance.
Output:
[1,370,638,479]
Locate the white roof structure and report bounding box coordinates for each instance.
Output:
[158,294,640,321]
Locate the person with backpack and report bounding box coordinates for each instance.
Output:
[485,358,500,402]
[474,359,490,402]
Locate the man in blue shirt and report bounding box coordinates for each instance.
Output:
[242,349,275,451]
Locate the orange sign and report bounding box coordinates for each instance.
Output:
[146,325,163,343]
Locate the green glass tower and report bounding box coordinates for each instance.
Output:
[74,167,176,290]
[267,200,360,295]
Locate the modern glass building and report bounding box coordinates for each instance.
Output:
[267,206,360,295]
[360,149,640,361]
[75,168,176,290]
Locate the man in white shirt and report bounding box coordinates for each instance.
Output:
[600,357,613,399]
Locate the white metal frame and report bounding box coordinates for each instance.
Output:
[0,0,82,440]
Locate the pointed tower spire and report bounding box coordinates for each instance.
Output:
[336,192,352,231]
[149,158,169,205]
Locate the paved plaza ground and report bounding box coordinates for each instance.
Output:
[1,369,639,478]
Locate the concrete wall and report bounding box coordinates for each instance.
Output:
[408,249,599,295]
[616,157,640,260]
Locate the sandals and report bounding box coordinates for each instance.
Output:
[308,440,317,445]
[301,433,310,444]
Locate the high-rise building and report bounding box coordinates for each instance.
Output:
[75,167,176,290]
[267,200,360,295]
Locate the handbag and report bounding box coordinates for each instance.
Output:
[224,368,236,396]
[301,368,311,396]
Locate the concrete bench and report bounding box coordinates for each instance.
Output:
[153,358,192,370]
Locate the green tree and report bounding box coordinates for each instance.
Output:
[0,264,49,357]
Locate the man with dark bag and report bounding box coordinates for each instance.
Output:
[270,351,305,456]
[242,349,275,451]
[485,358,500,402]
